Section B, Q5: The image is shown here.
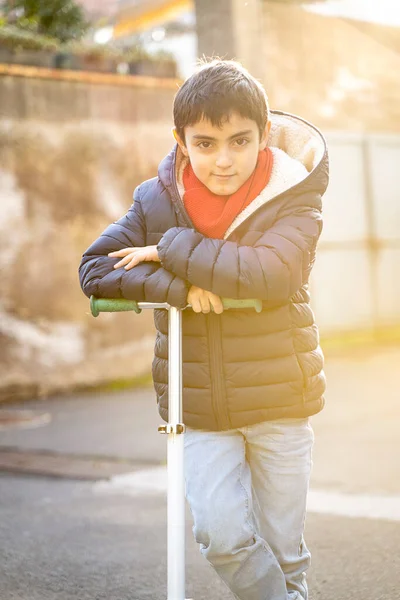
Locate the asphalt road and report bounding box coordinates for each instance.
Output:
[1,344,400,600]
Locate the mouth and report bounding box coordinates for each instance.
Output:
[213,174,235,179]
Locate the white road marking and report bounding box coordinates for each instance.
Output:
[0,410,52,431]
[94,466,167,496]
[307,489,400,522]
[93,467,400,522]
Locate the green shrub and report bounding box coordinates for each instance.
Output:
[0,24,59,51]
[1,0,88,43]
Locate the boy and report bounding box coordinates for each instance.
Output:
[79,59,329,600]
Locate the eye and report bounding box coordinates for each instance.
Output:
[234,137,250,147]
[197,141,212,149]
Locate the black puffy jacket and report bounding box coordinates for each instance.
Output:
[79,111,329,430]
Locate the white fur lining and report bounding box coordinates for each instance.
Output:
[175,148,188,201]
[268,113,325,174]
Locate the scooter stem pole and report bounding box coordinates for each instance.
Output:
[167,306,185,600]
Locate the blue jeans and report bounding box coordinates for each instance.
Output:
[184,418,314,600]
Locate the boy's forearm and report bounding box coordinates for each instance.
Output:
[157,227,266,299]
[157,227,224,291]
[157,216,320,305]
[79,254,190,307]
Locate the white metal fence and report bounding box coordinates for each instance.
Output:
[310,132,400,335]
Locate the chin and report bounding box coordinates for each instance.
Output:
[218,185,239,195]
[209,182,240,196]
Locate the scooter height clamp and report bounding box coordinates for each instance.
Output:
[158,423,186,434]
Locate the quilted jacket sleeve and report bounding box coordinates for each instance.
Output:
[157,206,323,307]
[79,187,190,307]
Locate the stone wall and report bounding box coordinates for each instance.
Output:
[0,117,175,401]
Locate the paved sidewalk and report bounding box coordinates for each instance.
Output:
[0,345,399,600]
[1,344,399,495]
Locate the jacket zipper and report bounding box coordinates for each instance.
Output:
[206,313,231,430]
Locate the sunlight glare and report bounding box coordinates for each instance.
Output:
[305,0,400,27]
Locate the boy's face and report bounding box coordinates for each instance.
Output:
[174,112,271,196]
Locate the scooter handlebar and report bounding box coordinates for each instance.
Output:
[90,295,262,317]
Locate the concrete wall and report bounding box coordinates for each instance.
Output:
[193,2,400,133]
[311,132,400,334]
[260,4,400,134]
[0,66,178,121]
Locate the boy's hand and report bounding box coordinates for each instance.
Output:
[187,285,224,314]
[108,246,160,270]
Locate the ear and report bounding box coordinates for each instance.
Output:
[259,121,271,151]
[172,127,189,157]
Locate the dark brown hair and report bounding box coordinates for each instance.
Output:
[173,58,270,143]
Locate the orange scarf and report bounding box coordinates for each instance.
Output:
[183,148,273,239]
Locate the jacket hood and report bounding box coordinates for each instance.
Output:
[268,110,328,184]
[158,110,329,212]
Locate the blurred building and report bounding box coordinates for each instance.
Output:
[74,0,196,77]
[111,1,196,78]
[77,0,120,20]
[78,0,400,87]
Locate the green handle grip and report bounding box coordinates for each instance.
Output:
[90,296,141,317]
[90,295,262,317]
[221,298,262,313]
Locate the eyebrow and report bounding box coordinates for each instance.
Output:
[191,129,254,141]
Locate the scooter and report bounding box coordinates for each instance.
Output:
[90,295,262,600]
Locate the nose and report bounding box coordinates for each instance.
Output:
[215,148,233,170]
